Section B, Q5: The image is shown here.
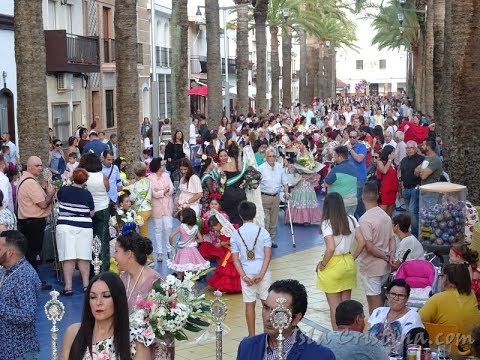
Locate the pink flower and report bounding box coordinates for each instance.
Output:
[171,300,177,309]
[136,299,157,311]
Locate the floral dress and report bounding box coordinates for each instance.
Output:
[82,327,154,360]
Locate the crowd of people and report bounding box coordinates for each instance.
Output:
[1,94,480,359]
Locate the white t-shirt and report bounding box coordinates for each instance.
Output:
[321,215,358,255]
[395,235,424,261]
[368,307,424,352]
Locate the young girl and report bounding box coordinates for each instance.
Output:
[167,208,210,279]
[109,190,143,235]
[199,197,228,262]
[207,212,241,293]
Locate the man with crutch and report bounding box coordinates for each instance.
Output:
[258,147,289,248]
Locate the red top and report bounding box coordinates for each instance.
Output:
[399,121,430,144]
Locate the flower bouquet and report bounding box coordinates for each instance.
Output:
[294,155,324,174]
[129,271,212,342]
[240,166,262,190]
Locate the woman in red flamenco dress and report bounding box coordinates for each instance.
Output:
[207,210,241,293]
[198,196,229,262]
[399,114,435,144]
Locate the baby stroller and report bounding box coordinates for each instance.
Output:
[393,259,441,309]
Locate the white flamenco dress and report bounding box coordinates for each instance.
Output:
[242,145,265,228]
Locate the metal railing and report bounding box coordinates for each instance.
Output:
[191,55,207,73]
[103,38,143,64]
[66,34,99,65]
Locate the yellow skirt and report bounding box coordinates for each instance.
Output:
[316,253,356,293]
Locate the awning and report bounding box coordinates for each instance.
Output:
[188,85,208,97]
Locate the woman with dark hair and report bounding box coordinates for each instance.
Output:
[221,141,247,224]
[80,153,110,272]
[114,157,129,186]
[126,162,152,240]
[48,138,66,180]
[114,232,162,311]
[164,130,190,177]
[316,192,366,329]
[200,156,219,212]
[60,272,153,360]
[419,264,480,339]
[65,136,80,162]
[218,116,231,136]
[148,158,174,262]
[369,279,424,355]
[376,145,398,216]
[449,243,480,303]
[177,158,202,217]
[372,125,384,154]
[56,168,95,295]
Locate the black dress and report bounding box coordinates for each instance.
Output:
[165,142,185,173]
[221,171,247,225]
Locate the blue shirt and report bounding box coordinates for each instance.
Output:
[231,222,271,275]
[102,164,123,202]
[258,162,288,194]
[321,330,388,360]
[0,258,41,360]
[83,139,109,157]
[349,142,367,181]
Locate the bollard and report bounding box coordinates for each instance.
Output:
[44,290,65,360]
[210,290,227,360]
[270,297,292,360]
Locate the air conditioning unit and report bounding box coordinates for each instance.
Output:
[57,73,72,92]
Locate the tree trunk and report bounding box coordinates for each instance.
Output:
[235,0,250,116]
[317,44,327,99]
[281,29,292,109]
[171,0,189,137]
[206,0,222,124]
[433,0,445,128]
[423,0,434,117]
[14,0,49,164]
[407,49,415,101]
[414,33,424,112]
[441,0,480,204]
[254,0,268,114]
[115,0,140,175]
[298,29,307,104]
[329,46,337,98]
[270,25,280,113]
[306,35,317,103]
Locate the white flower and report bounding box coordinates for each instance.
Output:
[117,209,124,216]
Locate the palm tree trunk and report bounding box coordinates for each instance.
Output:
[281,29,292,109]
[414,33,424,112]
[306,35,317,103]
[441,0,480,203]
[235,0,250,116]
[330,46,337,98]
[433,0,445,128]
[317,44,327,99]
[206,0,222,124]
[270,25,280,113]
[171,0,190,136]
[423,0,434,117]
[254,0,268,114]
[298,29,307,104]
[14,0,50,164]
[115,0,140,175]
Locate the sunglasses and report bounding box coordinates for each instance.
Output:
[372,155,378,159]
[55,143,63,147]
[349,136,357,139]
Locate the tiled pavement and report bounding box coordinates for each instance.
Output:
[35,197,369,359]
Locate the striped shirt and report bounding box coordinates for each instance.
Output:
[56,186,94,228]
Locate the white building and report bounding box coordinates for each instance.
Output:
[336,16,407,96]
[0,0,17,143]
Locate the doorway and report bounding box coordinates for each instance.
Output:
[0,89,15,142]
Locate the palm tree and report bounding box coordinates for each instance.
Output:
[14,0,50,163]
[206,0,223,124]
[432,0,444,129]
[235,0,250,116]
[171,0,190,137]
[254,0,269,114]
[270,24,280,112]
[281,27,292,108]
[114,0,140,175]
[440,0,480,203]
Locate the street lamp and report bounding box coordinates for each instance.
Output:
[282,8,289,21]
[195,6,204,25]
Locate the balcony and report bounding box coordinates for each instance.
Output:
[155,46,171,68]
[191,55,207,74]
[45,30,100,73]
[103,38,144,64]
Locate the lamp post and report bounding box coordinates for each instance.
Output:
[397,11,405,34]
[282,8,289,21]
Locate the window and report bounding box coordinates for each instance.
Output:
[48,0,56,30]
[356,60,363,70]
[105,90,115,128]
[379,59,386,69]
[65,4,73,34]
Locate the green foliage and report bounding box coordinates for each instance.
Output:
[371,0,419,50]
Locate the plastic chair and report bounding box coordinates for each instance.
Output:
[423,322,471,356]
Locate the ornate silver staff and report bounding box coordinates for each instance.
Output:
[211,290,228,360]
[270,297,292,360]
[44,290,65,360]
[92,235,102,275]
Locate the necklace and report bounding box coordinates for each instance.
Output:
[0,262,26,288]
[126,266,145,301]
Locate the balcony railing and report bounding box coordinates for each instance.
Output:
[103,38,143,64]
[45,30,100,73]
[191,55,207,74]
